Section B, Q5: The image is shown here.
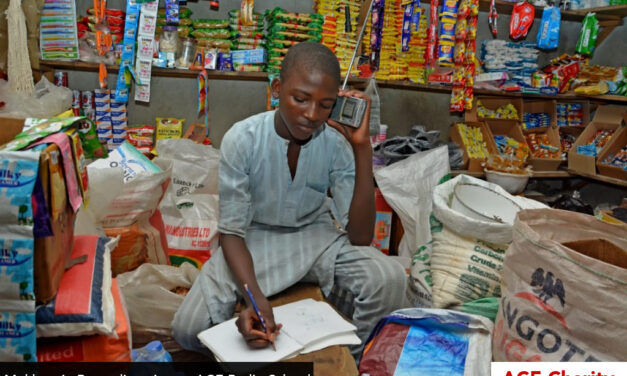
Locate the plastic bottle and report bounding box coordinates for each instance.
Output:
[131,341,173,362]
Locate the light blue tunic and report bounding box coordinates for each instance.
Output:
[173,110,407,357]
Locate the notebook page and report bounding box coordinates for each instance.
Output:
[197,317,302,362]
[273,299,358,347]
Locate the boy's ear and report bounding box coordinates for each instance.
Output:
[270,77,280,99]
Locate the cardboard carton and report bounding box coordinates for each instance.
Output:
[449,121,498,172]
[568,105,626,175]
[596,124,626,180]
[466,96,523,122]
[522,99,557,129]
[525,126,564,171]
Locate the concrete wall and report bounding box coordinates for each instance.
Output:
[67,1,627,147]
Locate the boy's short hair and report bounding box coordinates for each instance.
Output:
[280,41,341,86]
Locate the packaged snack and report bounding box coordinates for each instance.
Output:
[218,52,233,71]
[536,6,561,50]
[165,0,179,24]
[439,20,456,41]
[193,19,230,29]
[438,41,455,66]
[192,28,230,39]
[510,1,535,40]
[575,13,599,56]
[441,0,459,19]
[155,117,183,137]
[240,0,254,26]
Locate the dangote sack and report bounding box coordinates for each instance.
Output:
[493,208,627,362]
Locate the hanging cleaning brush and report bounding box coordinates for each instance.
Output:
[7,0,34,95]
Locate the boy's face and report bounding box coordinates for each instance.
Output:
[274,66,339,141]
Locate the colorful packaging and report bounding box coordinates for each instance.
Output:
[575,13,599,56]
[155,118,184,143]
[0,312,36,361]
[89,141,162,182]
[0,150,39,362]
[536,7,561,50]
[35,236,117,338]
[510,1,535,40]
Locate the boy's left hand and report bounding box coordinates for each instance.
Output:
[327,89,372,148]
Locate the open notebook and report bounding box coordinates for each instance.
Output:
[197,298,361,362]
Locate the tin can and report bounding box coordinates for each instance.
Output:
[72,90,81,107]
[81,91,94,109]
[72,105,81,117]
[83,108,96,122]
[54,71,68,87]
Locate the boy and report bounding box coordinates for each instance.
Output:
[172,42,406,358]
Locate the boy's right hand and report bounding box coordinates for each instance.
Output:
[236,297,282,348]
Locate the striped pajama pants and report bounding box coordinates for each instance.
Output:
[171,238,408,358]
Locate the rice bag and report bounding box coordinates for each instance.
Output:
[89,141,162,183]
[537,7,561,50]
[575,12,599,56]
[35,236,117,338]
[0,312,36,361]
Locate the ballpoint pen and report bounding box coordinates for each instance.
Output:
[244,284,276,351]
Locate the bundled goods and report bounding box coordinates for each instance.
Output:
[484,154,530,174]
[480,40,539,87]
[41,0,80,60]
[156,6,192,39]
[494,135,529,162]
[557,103,584,126]
[79,8,126,49]
[92,89,128,153]
[265,8,323,73]
[406,9,428,83]
[449,0,479,112]
[457,122,490,159]
[577,129,614,156]
[536,54,587,93]
[315,0,360,77]
[522,112,551,129]
[377,0,406,80]
[526,133,560,159]
[227,9,265,72]
[571,63,619,91]
[477,101,518,119]
[229,8,264,53]
[127,125,155,156]
[600,146,627,170]
[191,14,232,55]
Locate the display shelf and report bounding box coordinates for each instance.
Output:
[478,0,627,21]
[39,60,269,81]
[567,169,627,187]
[39,60,627,103]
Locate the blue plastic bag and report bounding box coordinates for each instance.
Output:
[536,7,561,50]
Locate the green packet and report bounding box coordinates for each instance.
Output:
[265,7,323,24]
[157,7,192,19]
[268,23,323,35]
[0,117,107,159]
[575,13,599,56]
[230,30,265,39]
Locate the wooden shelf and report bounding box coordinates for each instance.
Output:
[39,60,627,103]
[567,169,627,187]
[478,0,627,21]
[39,60,268,81]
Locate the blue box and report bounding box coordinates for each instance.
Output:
[231,49,267,65]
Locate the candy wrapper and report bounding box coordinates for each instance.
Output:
[240,0,255,26]
[536,6,560,50]
[575,13,599,56]
[165,0,180,24]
